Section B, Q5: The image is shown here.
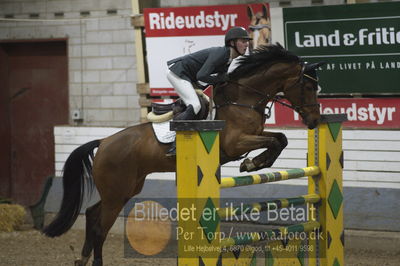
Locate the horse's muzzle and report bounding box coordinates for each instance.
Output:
[307,119,320,129]
[301,112,320,129]
[305,116,320,129]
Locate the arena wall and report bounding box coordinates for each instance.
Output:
[0,0,346,127]
[0,0,139,127]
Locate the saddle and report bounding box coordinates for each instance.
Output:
[147,89,211,123]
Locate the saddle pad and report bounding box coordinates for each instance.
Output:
[152,121,176,144]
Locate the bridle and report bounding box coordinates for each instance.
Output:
[274,65,320,114]
[215,64,320,118]
[249,24,272,48]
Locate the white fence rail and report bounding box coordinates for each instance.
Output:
[54,126,400,189]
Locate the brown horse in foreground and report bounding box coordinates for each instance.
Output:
[43,44,323,266]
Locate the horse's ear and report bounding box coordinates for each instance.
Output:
[247,5,255,20]
[305,62,326,71]
[262,3,270,19]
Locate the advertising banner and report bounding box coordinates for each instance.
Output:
[265,98,400,128]
[283,2,400,95]
[144,3,270,96]
[143,3,399,129]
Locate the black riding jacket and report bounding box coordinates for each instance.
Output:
[167,46,231,85]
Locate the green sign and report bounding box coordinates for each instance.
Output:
[283,2,400,95]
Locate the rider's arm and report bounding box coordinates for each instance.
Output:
[196,47,229,85]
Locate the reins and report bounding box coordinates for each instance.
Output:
[216,80,271,111]
[215,64,320,118]
[274,65,320,113]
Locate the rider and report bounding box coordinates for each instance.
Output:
[166,26,251,156]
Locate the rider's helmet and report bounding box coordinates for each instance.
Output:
[225,27,252,46]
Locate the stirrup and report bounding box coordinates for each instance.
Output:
[166,142,176,157]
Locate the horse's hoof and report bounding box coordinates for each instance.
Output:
[263,160,274,168]
[92,258,103,266]
[240,158,256,172]
[75,256,90,266]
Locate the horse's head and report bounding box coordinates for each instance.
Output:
[247,4,271,50]
[282,62,325,129]
[227,44,324,129]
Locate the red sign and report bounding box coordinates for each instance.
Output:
[266,98,400,128]
[144,4,269,37]
[150,97,399,128]
[150,88,178,97]
[144,4,270,96]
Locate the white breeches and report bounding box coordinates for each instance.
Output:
[166,70,201,114]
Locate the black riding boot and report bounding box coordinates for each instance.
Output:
[174,104,196,120]
[166,105,196,157]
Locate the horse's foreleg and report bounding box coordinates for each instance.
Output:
[252,132,287,169]
[234,132,287,172]
[224,134,278,172]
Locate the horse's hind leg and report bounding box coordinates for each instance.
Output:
[75,201,101,266]
[92,200,126,266]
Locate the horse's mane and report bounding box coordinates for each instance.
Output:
[229,43,301,79]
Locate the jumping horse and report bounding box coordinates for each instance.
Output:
[43,44,324,266]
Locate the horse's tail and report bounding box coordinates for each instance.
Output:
[43,139,100,237]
